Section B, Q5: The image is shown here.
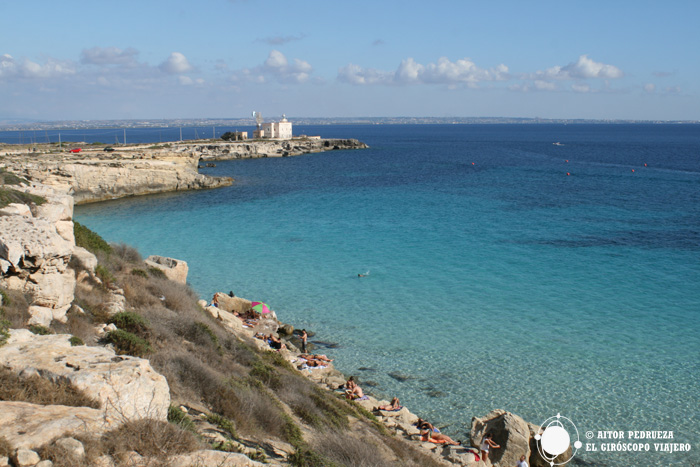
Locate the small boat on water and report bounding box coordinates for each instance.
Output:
[553,142,564,146]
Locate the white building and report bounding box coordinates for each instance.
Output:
[259,115,292,140]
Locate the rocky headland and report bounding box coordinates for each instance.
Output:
[0,142,572,467]
[0,138,368,204]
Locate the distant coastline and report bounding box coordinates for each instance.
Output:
[1,116,698,132]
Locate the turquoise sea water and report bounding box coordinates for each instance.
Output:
[73,124,700,466]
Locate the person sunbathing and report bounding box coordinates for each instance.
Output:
[374,397,401,411]
[420,428,460,445]
[345,380,364,400]
[416,418,440,433]
[266,334,286,350]
[299,353,333,362]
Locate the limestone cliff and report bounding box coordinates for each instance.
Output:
[7,150,232,204]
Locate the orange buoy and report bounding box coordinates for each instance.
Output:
[565,160,569,163]
[567,172,570,176]
[472,162,475,165]
[644,163,647,167]
[632,169,635,172]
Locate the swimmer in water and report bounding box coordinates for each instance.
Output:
[357,270,370,278]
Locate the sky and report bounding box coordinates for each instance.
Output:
[1,0,699,121]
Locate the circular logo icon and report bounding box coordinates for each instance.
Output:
[534,413,582,466]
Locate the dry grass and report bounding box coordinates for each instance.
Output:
[102,418,202,459]
[0,366,100,408]
[0,436,12,457]
[0,287,31,328]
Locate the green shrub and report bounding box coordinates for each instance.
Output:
[0,312,10,347]
[168,405,196,433]
[0,187,45,209]
[130,268,149,278]
[148,266,166,279]
[288,446,330,467]
[206,413,238,439]
[0,169,28,186]
[108,312,150,336]
[69,336,85,346]
[95,264,114,286]
[0,289,11,306]
[249,361,281,389]
[104,330,151,357]
[29,325,53,335]
[74,222,112,255]
[190,322,222,354]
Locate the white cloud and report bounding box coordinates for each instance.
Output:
[338,56,508,87]
[337,63,392,85]
[81,47,139,66]
[159,52,193,74]
[178,76,205,86]
[533,55,623,81]
[233,50,313,84]
[644,83,656,93]
[571,83,591,93]
[0,53,75,81]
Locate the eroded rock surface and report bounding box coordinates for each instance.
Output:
[0,330,170,423]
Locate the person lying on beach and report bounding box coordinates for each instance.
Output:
[297,359,327,369]
[374,397,401,411]
[415,418,440,433]
[420,428,460,445]
[299,353,333,362]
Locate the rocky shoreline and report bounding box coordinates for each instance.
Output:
[0,138,368,204]
[0,143,572,467]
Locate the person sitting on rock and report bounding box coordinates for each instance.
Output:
[267,334,286,351]
[344,378,364,400]
[374,397,401,411]
[516,454,528,467]
[420,427,460,445]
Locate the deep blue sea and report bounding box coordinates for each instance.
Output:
[47,124,700,466]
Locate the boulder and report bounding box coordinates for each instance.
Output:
[54,437,85,460]
[205,306,244,333]
[11,449,40,467]
[471,409,531,467]
[0,330,170,423]
[213,292,252,315]
[71,246,98,273]
[0,203,32,218]
[144,255,188,284]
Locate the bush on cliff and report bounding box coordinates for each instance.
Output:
[74,221,112,255]
[108,311,150,337]
[0,186,46,209]
[104,329,151,357]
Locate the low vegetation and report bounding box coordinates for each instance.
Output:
[0,366,100,408]
[3,222,444,466]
